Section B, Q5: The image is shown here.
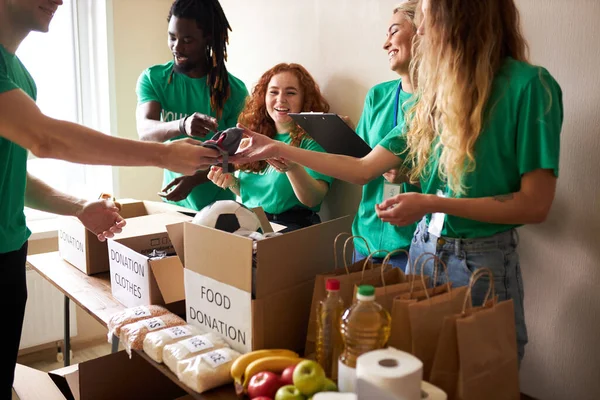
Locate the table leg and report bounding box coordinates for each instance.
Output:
[112,334,119,353]
[64,295,71,367]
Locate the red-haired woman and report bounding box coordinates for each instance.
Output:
[208,63,333,231]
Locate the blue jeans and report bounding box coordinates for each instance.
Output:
[353,249,409,272]
[409,218,528,363]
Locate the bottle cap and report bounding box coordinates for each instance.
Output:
[357,285,375,301]
[326,278,340,291]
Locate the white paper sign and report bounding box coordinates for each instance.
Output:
[108,240,151,307]
[180,334,215,354]
[184,269,253,353]
[58,220,87,272]
[164,325,192,340]
[201,349,232,369]
[140,317,167,331]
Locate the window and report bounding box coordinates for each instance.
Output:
[18,0,115,220]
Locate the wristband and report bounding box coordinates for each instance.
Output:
[179,115,189,136]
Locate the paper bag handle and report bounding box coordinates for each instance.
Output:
[380,249,409,288]
[341,236,372,274]
[419,255,450,300]
[333,232,352,270]
[359,249,389,282]
[461,267,496,314]
[410,252,437,293]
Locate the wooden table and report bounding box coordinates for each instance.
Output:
[26,251,237,400]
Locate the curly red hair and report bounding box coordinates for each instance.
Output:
[237,63,330,173]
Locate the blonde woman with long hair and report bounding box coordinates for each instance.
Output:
[231,1,421,270]
[375,0,563,362]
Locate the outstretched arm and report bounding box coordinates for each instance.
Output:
[0,89,219,175]
[232,124,403,185]
[25,174,125,241]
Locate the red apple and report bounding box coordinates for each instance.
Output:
[280,364,297,386]
[248,371,283,399]
[252,397,273,400]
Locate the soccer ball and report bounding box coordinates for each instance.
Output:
[192,200,262,234]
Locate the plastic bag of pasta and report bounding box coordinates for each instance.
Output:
[120,313,186,356]
[143,324,204,363]
[163,332,229,375]
[107,305,169,342]
[178,347,241,393]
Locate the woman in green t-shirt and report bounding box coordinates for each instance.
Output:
[208,63,333,232]
[233,0,563,363]
[218,3,421,265]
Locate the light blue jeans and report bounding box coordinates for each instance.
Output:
[409,218,528,363]
[353,249,409,272]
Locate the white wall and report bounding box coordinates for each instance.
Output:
[111,0,171,200]
[516,1,600,399]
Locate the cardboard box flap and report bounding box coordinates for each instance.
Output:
[166,222,185,264]
[14,364,68,400]
[150,257,185,304]
[116,199,148,219]
[250,207,274,234]
[254,215,352,297]
[184,222,254,293]
[49,365,79,400]
[142,200,197,217]
[114,212,192,240]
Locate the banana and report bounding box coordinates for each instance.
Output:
[242,355,304,389]
[230,349,299,389]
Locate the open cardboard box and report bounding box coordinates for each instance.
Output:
[167,212,353,354]
[58,199,196,275]
[14,351,186,400]
[107,211,193,308]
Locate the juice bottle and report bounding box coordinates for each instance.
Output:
[338,285,391,391]
[316,278,345,379]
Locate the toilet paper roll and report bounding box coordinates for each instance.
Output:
[313,393,358,400]
[356,348,423,400]
[421,381,447,400]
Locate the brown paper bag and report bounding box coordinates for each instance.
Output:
[304,234,385,356]
[352,249,432,312]
[430,268,519,400]
[388,253,468,381]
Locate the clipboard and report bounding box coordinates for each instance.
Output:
[289,113,372,158]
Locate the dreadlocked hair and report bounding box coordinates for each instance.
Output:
[236,63,330,173]
[168,0,231,119]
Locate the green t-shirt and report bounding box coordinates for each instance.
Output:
[352,79,419,257]
[385,58,563,238]
[0,45,36,253]
[238,133,334,214]
[136,61,249,211]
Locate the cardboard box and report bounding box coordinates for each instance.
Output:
[107,211,193,308]
[58,199,195,275]
[169,215,352,354]
[14,351,186,400]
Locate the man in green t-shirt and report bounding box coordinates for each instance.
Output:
[0,1,220,395]
[136,0,248,211]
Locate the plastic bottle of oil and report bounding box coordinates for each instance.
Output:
[338,284,391,392]
[316,278,345,380]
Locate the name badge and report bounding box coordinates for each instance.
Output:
[383,182,403,201]
[428,190,446,237]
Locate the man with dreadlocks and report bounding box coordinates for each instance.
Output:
[136,0,248,211]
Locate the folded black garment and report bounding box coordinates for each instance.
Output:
[202,127,243,173]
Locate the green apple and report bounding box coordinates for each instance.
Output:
[321,378,338,392]
[292,360,327,396]
[275,385,306,400]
